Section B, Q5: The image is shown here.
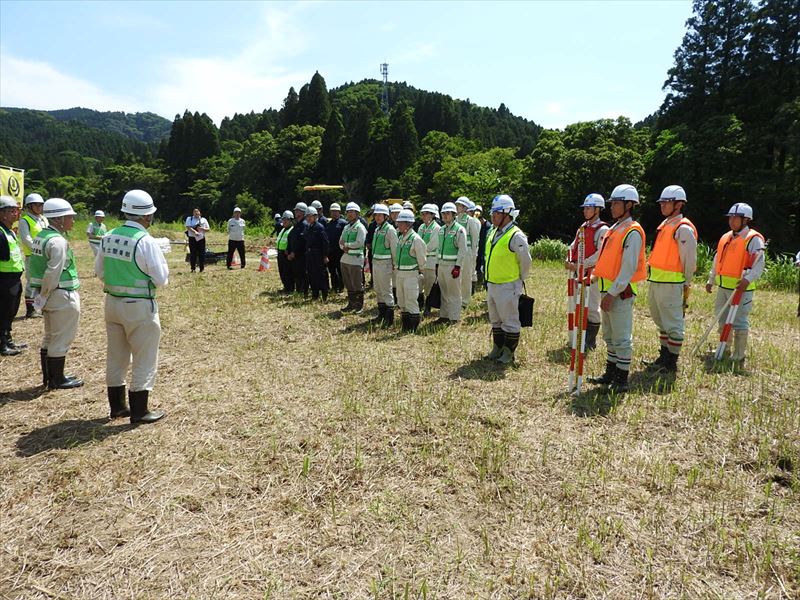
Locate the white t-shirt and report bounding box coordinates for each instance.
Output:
[185,216,210,241]
[227,218,246,241]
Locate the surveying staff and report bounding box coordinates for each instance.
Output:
[86,210,107,258]
[394,209,427,332]
[326,203,346,293]
[0,196,26,356]
[436,202,468,324]
[276,210,295,293]
[185,208,210,273]
[644,185,697,372]
[226,207,246,269]
[418,204,441,316]
[704,203,765,364]
[371,203,398,327]
[18,193,47,318]
[484,195,531,365]
[29,198,83,389]
[455,197,480,308]
[287,202,308,297]
[565,194,609,351]
[303,206,330,301]
[588,184,646,393]
[96,190,168,423]
[339,202,367,313]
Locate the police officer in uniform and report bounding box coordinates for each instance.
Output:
[339,202,367,313]
[418,204,441,316]
[455,197,481,308]
[95,190,169,423]
[287,202,309,297]
[276,210,295,294]
[371,203,398,327]
[18,193,47,318]
[644,185,697,372]
[484,195,531,364]
[588,184,646,392]
[29,198,83,389]
[325,203,346,293]
[436,202,468,325]
[394,209,427,332]
[303,206,330,301]
[0,196,26,355]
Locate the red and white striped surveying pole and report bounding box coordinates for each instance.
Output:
[715,252,757,360]
[567,270,577,348]
[568,227,589,394]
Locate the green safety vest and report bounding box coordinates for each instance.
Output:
[438,221,464,262]
[88,222,107,246]
[102,225,155,299]
[28,228,80,290]
[485,225,522,284]
[0,226,24,273]
[342,223,364,257]
[396,231,421,271]
[373,222,394,260]
[20,213,45,256]
[276,226,292,251]
[418,222,439,257]
[457,213,473,248]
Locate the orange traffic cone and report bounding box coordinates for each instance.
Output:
[258,247,271,271]
[231,252,241,268]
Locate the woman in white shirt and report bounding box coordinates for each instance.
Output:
[226,207,246,269]
[184,207,210,273]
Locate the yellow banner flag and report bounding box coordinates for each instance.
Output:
[0,165,24,206]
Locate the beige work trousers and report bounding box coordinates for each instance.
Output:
[372,259,394,307]
[460,253,474,307]
[41,289,80,357]
[714,287,754,331]
[438,262,462,321]
[341,262,363,293]
[23,256,36,300]
[600,292,635,372]
[648,282,686,355]
[488,280,522,334]
[396,270,421,315]
[422,265,437,298]
[105,295,161,391]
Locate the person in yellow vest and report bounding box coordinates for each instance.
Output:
[484,195,532,364]
[18,193,48,318]
[588,184,646,392]
[29,198,83,389]
[0,196,27,356]
[435,202,468,325]
[704,203,765,364]
[370,203,398,327]
[339,202,367,313]
[95,190,169,423]
[418,204,441,316]
[455,196,481,308]
[276,210,295,294]
[644,185,698,372]
[86,210,107,258]
[394,209,427,332]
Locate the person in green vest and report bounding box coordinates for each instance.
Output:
[29,198,83,389]
[95,189,169,423]
[484,195,531,365]
[86,210,107,257]
[418,204,441,317]
[0,196,27,355]
[371,203,398,327]
[394,209,428,332]
[435,202,468,325]
[18,192,48,318]
[455,196,481,309]
[276,210,295,294]
[339,202,367,313]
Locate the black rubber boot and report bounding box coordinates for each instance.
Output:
[373,303,386,323]
[423,295,432,317]
[487,327,505,360]
[643,345,669,369]
[584,322,600,351]
[322,290,328,302]
[588,361,616,385]
[47,356,84,389]
[25,302,37,319]
[0,334,21,356]
[417,293,424,311]
[409,314,420,333]
[400,312,411,332]
[4,331,27,351]
[40,349,48,386]
[354,292,364,314]
[341,293,355,313]
[129,390,165,424]
[497,331,520,365]
[608,367,629,393]
[382,307,395,328]
[108,386,130,418]
[661,352,679,373]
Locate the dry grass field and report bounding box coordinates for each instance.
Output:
[1,227,798,599]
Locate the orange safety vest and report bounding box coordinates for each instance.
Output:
[647,216,697,283]
[594,221,646,293]
[715,229,764,290]
[568,219,607,262]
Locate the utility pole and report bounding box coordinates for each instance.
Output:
[380,63,389,115]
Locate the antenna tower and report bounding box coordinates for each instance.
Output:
[380,63,389,115]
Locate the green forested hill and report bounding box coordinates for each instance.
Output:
[47,108,172,143]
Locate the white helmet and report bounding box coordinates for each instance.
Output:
[233,207,242,213]
[311,200,323,210]
[294,202,308,212]
[421,203,438,215]
[373,203,390,216]
[441,202,457,214]
[330,203,341,212]
[24,193,44,206]
[389,203,403,213]
[455,196,470,208]
[466,200,477,212]
[726,203,753,219]
[121,189,157,215]
[658,185,687,203]
[580,193,605,208]
[396,209,415,223]
[281,210,293,220]
[0,195,18,209]
[473,204,483,214]
[43,198,77,218]
[94,210,105,217]
[402,201,413,210]
[345,202,360,213]
[609,184,639,204]
[491,194,515,214]
[305,206,318,216]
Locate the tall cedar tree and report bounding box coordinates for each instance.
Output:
[318,109,345,181]
[297,71,332,127]
[388,102,420,179]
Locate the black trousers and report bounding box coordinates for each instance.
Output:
[278,251,294,292]
[226,240,246,268]
[0,274,22,335]
[306,252,329,295]
[188,237,206,271]
[327,253,343,292]
[291,253,307,295]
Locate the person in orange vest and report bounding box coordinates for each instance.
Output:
[704,203,765,364]
[588,184,646,392]
[643,185,698,372]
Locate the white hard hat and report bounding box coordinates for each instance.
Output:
[233,206,242,213]
[396,209,415,223]
[658,185,687,203]
[491,194,515,214]
[609,184,639,204]
[726,203,753,219]
[345,202,360,212]
[121,189,157,215]
[373,203,390,216]
[580,193,605,208]
[421,203,437,215]
[441,202,457,214]
[43,198,77,218]
[282,210,294,220]
[294,202,308,212]
[402,201,413,210]
[24,193,44,206]
[455,196,470,208]
[311,200,323,209]
[274,213,281,218]
[94,210,105,217]
[473,204,483,214]
[330,203,341,211]
[466,200,477,211]
[0,195,18,209]
[389,203,403,213]
[305,206,318,216]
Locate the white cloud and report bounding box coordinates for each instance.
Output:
[393,42,436,65]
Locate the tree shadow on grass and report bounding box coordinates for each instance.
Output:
[450,357,511,381]
[16,418,132,457]
[0,385,47,408]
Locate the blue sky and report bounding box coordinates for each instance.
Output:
[0,1,693,129]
